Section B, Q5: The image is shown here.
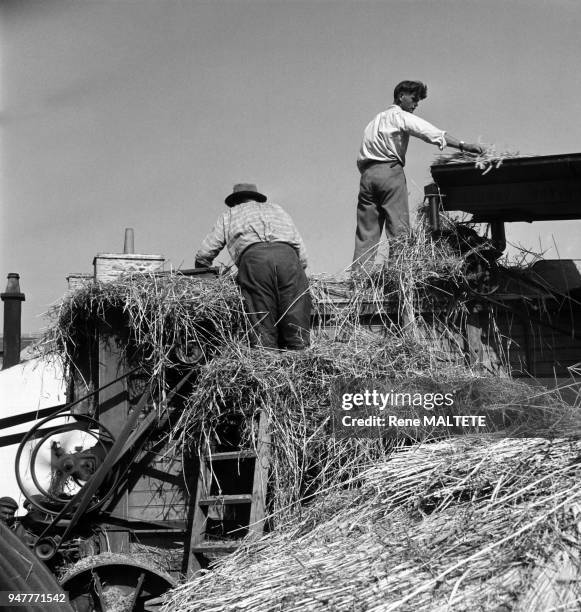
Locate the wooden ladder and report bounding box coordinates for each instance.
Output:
[187,411,270,574]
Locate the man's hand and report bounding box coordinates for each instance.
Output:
[464,142,484,155]
[447,136,484,156]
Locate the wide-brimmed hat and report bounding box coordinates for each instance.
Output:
[225,183,267,207]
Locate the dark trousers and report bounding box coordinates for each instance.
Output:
[352,161,409,268]
[237,242,311,349]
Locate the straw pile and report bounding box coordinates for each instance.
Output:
[39,227,473,410]
[40,218,571,525]
[433,144,525,175]
[40,215,581,610]
[310,220,471,339]
[42,272,247,377]
[163,434,581,612]
[43,220,469,376]
[170,332,576,524]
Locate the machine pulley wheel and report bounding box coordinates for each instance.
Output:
[15,413,117,516]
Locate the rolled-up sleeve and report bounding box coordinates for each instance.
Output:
[398,111,447,150]
[195,214,227,267]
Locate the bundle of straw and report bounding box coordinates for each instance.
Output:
[433,144,524,175]
[42,272,246,376]
[163,435,581,612]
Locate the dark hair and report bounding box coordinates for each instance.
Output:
[393,80,428,102]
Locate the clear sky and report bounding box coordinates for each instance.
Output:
[1,0,580,333]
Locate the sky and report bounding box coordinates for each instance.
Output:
[1,0,581,334]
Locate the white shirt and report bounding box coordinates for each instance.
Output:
[357,104,447,171]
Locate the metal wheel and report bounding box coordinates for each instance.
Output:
[174,337,204,364]
[15,413,117,515]
[60,554,176,612]
[0,522,75,610]
[464,258,500,297]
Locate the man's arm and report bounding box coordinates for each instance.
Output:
[195,214,227,268]
[441,134,483,155]
[399,111,483,154]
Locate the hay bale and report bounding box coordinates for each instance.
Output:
[170,332,577,524]
[41,272,247,376]
[517,542,580,612]
[163,435,581,612]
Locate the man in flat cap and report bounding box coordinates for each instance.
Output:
[195,183,311,349]
[0,497,37,547]
[0,496,18,526]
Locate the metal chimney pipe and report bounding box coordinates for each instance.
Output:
[424,183,442,236]
[123,228,135,254]
[1,273,25,370]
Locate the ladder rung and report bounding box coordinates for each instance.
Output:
[188,411,270,575]
[198,494,253,506]
[191,540,240,553]
[204,450,256,461]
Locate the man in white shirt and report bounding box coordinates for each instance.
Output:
[352,80,482,268]
[196,183,311,349]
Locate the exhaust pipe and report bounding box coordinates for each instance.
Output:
[1,273,25,370]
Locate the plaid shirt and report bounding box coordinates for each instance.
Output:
[195,201,308,269]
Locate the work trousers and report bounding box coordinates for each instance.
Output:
[352,161,409,268]
[237,242,311,350]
